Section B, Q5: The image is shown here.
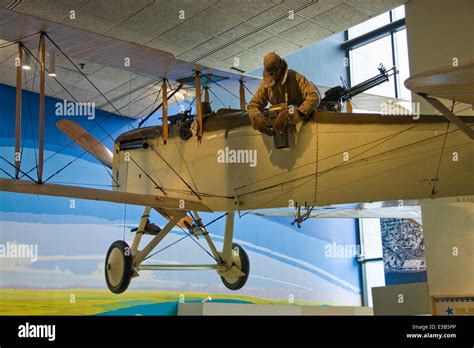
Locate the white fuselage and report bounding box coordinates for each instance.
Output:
[113,111,474,212]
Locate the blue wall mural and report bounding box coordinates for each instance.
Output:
[0,81,361,308]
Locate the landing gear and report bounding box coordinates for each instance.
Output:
[220,243,250,290]
[105,240,133,294]
[103,208,250,294]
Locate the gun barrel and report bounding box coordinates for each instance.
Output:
[320,65,398,111]
[344,67,397,100]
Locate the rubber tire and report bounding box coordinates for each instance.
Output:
[105,240,133,294]
[220,243,250,291]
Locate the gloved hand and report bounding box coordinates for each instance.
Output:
[274,109,289,133]
[287,105,301,124]
[275,106,302,132]
[252,113,274,136]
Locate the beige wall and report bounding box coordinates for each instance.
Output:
[405,0,474,114]
[178,303,373,316]
[372,282,431,315]
[421,196,474,297]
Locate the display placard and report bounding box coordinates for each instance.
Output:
[431,296,474,315]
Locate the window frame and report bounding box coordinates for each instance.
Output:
[343,8,407,99]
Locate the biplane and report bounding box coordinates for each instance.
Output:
[0,8,472,294]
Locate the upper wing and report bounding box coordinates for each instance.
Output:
[0,7,258,83]
[405,60,474,104]
[0,178,212,212]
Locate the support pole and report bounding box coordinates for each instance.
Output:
[162,79,168,144]
[195,72,203,140]
[222,212,235,268]
[239,80,246,110]
[38,33,46,183]
[14,44,23,179]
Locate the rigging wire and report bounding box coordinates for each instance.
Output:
[0,168,14,179]
[236,124,473,217]
[205,75,241,101]
[242,82,254,97]
[143,210,217,262]
[208,88,227,109]
[430,101,455,195]
[44,32,124,117]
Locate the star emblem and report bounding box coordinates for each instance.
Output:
[446,306,454,315]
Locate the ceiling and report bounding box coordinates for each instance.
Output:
[0,0,407,117]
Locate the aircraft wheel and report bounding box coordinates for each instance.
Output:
[105,240,133,294]
[220,243,250,291]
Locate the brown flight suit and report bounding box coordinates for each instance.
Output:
[248,59,320,121]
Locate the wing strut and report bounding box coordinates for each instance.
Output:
[14,43,23,179]
[419,94,474,140]
[195,71,203,141]
[239,80,246,110]
[162,78,168,144]
[38,32,46,183]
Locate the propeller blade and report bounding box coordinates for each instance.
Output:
[57,119,113,169]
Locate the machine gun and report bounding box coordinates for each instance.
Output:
[320,64,398,112]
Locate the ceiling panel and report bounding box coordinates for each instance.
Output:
[263,14,306,35]
[0,41,16,64]
[236,29,274,50]
[312,2,369,33]
[92,66,138,85]
[56,56,104,76]
[282,0,344,19]
[206,43,246,62]
[223,49,262,72]
[184,6,243,36]
[58,11,117,34]
[217,22,259,43]
[346,0,405,16]
[145,37,187,57]
[247,4,288,27]
[249,36,300,57]
[79,0,155,23]
[12,0,88,22]
[119,7,181,37]
[75,76,120,94]
[159,23,214,50]
[0,64,17,86]
[105,25,156,45]
[213,0,275,20]
[177,36,227,62]
[279,20,332,46]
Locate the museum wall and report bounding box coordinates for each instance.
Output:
[405,0,474,115]
[421,197,474,297]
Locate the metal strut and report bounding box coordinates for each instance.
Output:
[420,94,474,140]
